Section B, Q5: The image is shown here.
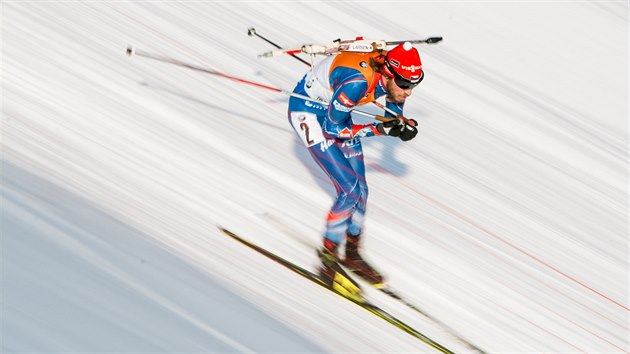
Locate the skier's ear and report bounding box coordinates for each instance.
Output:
[373,53,386,64]
[369,54,387,72]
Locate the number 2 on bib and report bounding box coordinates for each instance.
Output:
[300,122,314,145]
[290,112,325,147]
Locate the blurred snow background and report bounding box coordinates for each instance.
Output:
[2,1,628,353]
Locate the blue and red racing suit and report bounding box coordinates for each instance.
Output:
[288,51,404,244]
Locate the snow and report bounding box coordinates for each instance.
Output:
[2,1,628,353]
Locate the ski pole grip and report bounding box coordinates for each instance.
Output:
[375,115,401,123]
[375,115,414,126]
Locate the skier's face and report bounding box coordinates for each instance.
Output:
[384,76,413,104]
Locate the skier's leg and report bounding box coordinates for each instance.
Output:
[288,109,367,290]
[339,138,368,237]
[336,139,384,285]
[307,141,366,292]
[307,142,362,245]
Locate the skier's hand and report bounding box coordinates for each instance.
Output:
[376,118,404,137]
[399,119,418,141]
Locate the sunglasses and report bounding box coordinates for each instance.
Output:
[385,61,423,89]
[394,77,420,90]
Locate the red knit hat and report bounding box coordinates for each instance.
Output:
[383,42,423,88]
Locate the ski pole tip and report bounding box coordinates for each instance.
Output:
[247,27,256,36]
[427,36,443,44]
[126,46,135,57]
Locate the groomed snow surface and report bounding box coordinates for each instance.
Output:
[3,2,628,353]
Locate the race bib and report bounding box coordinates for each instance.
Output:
[290,112,325,147]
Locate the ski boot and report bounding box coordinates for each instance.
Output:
[317,239,363,301]
[341,233,385,286]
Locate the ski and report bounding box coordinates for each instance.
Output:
[218,227,455,353]
[345,271,488,354]
[252,214,486,353]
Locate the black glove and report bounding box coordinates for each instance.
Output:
[376,118,404,137]
[398,119,418,141]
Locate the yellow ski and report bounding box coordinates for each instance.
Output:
[218,227,455,353]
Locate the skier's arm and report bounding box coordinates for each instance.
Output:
[384,98,405,118]
[322,79,381,139]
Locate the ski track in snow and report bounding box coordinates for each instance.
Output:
[3,1,628,353]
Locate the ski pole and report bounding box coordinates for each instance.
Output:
[371,100,416,127]
[126,46,284,93]
[125,46,397,123]
[247,28,312,67]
